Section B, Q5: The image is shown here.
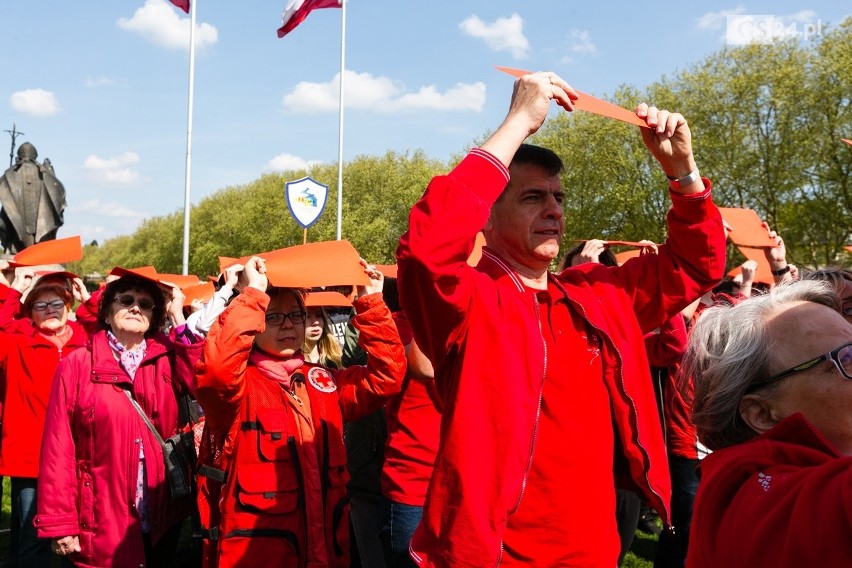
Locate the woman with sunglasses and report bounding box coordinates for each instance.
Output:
[683,279,852,567]
[194,256,405,568]
[0,269,92,566]
[34,271,203,567]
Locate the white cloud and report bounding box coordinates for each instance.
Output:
[85,76,119,88]
[68,198,148,221]
[117,0,217,51]
[282,71,486,114]
[267,153,322,172]
[9,89,62,117]
[568,29,597,54]
[459,14,529,59]
[82,152,142,186]
[696,5,747,30]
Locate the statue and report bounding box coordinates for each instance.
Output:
[0,142,67,254]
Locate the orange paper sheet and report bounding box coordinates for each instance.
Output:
[614,249,641,266]
[227,240,371,288]
[727,246,774,285]
[155,273,205,289]
[843,245,852,254]
[842,139,852,146]
[375,264,398,279]
[182,282,215,305]
[717,207,777,248]
[496,66,649,129]
[305,291,353,308]
[467,232,487,267]
[10,235,83,266]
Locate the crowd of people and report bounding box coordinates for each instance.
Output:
[0,70,849,568]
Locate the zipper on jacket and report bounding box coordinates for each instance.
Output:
[565,291,670,528]
[498,291,547,567]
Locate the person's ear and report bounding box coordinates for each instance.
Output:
[738,394,783,436]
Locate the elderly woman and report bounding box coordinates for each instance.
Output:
[0,270,92,566]
[194,257,405,568]
[35,272,202,567]
[683,279,852,567]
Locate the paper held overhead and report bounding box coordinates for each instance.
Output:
[495,66,649,129]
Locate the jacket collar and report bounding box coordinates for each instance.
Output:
[89,329,172,383]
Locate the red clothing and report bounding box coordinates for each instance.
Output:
[501,285,617,567]
[688,413,852,567]
[195,288,405,568]
[0,288,89,478]
[644,314,696,459]
[35,330,201,568]
[396,148,726,567]
[381,314,441,506]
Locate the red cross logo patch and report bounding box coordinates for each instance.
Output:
[308,367,337,393]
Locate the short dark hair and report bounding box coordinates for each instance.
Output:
[267,287,307,313]
[558,241,618,271]
[98,276,166,336]
[510,144,564,176]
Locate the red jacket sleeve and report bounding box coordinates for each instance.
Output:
[335,293,407,421]
[74,289,101,337]
[194,287,267,436]
[35,357,82,539]
[644,312,688,368]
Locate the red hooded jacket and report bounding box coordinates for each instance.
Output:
[687,413,852,567]
[0,288,93,478]
[195,288,406,568]
[396,148,726,567]
[34,330,202,568]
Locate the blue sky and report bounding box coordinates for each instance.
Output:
[1,1,847,245]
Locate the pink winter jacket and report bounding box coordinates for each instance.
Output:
[34,330,202,568]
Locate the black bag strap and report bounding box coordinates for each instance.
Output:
[121,389,167,447]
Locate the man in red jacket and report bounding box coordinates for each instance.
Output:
[396,71,726,567]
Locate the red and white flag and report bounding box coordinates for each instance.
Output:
[278,0,341,38]
[169,0,190,14]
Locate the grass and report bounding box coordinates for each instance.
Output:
[623,528,660,568]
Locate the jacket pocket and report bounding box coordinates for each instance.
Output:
[255,408,290,462]
[235,463,299,515]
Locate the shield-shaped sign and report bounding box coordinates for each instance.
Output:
[285,176,329,229]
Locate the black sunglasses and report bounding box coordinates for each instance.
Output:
[32,299,67,312]
[747,342,852,393]
[113,294,155,311]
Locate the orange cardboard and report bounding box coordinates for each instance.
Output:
[717,208,777,248]
[842,139,852,146]
[228,240,371,288]
[467,232,487,267]
[305,290,353,308]
[496,66,649,129]
[727,245,774,285]
[182,282,215,305]
[155,273,205,289]
[614,249,641,266]
[376,264,398,279]
[9,235,83,266]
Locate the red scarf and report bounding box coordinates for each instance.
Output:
[249,349,305,390]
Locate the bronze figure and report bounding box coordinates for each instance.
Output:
[0,142,67,253]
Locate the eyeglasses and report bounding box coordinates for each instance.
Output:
[747,342,852,392]
[113,294,155,311]
[32,299,66,312]
[265,311,307,326]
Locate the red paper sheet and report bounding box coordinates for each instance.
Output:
[225,240,371,288]
[717,207,777,248]
[305,291,353,308]
[9,235,83,266]
[496,66,649,129]
[727,245,774,285]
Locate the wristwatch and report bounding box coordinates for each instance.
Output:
[667,168,700,191]
[771,265,791,277]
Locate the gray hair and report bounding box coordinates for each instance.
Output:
[802,266,852,294]
[683,279,840,451]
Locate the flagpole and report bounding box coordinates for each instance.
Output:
[181,0,198,274]
[335,0,346,241]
